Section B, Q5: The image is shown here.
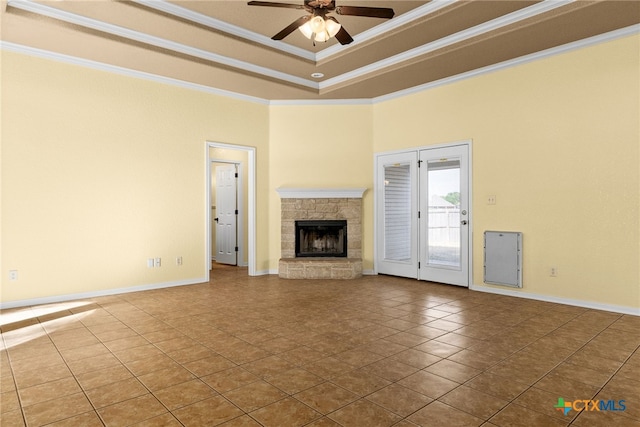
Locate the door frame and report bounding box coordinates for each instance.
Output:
[211,160,242,266]
[205,141,256,276]
[373,140,473,287]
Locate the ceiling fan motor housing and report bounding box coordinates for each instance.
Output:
[305,0,335,10]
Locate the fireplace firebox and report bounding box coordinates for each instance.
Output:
[295,220,348,258]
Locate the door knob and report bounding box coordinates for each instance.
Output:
[461,220,468,225]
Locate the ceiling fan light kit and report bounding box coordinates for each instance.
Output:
[299,15,341,43]
[247,0,394,45]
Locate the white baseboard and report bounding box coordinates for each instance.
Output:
[0,277,208,310]
[470,283,640,316]
[254,269,274,276]
[5,274,634,317]
[268,269,376,276]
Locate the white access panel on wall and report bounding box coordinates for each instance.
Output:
[484,231,522,288]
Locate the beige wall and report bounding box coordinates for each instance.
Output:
[268,104,374,271]
[1,51,269,303]
[373,34,639,309]
[2,33,638,311]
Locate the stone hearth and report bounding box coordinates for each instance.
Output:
[278,258,362,280]
[277,188,365,279]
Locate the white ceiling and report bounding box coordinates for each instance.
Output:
[2,0,639,102]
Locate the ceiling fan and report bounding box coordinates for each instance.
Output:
[247,0,394,45]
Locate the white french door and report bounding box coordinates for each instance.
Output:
[215,164,238,265]
[375,143,471,286]
[418,145,469,286]
[376,152,419,278]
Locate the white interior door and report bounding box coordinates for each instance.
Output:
[376,152,418,278]
[419,145,469,286]
[215,164,238,265]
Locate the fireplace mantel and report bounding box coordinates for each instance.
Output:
[276,188,366,199]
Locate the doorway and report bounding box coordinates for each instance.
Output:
[206,142,256,277]
[375,142,471,286]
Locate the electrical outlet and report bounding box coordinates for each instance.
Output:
[9,270,18,281]
[550,267,557,277]
[154,258,161,268]
[487,195,496,205]
[176,256,183,266]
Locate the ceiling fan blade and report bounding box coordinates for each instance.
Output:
[325,16,352,45]
[335,6,394,19]
[247,1,305,10]
[333,25,353,44]
[272,15,311,40]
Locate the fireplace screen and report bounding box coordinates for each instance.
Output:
[295,220,347,257]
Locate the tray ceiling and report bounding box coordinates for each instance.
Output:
[2,0,639,102]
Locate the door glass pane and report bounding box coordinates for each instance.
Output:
[427,159,461,268]
[384,164,411,261]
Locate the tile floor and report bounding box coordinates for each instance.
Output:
[1,265,639,426]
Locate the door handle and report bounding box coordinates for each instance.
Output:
[214,217,219,223]
[461,220,468,225]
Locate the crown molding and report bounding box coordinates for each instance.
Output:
[269,98,372,106]
[315,0,456,62]
[134,0,456,64]
[6,0,318,89]
[373,23,640,104]
[6,0,575,94]
[3,24,637,106]
[320,0,573,89]
[132,0,316,61]
[0,41,271,105]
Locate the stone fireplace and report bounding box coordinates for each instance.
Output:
[277,188,365,279]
